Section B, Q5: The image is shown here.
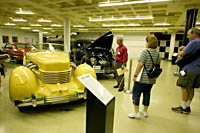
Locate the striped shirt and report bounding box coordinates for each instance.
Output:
[138,48,161,84]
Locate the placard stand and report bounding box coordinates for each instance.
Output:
[86,90,115,133]
[77,74,115,133]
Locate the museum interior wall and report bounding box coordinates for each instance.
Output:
[0,29,185,61]
[0,28,39,48]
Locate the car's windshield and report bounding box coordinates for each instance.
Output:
[16,44,31,48]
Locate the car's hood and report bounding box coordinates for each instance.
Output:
[18,48,31,52]
[28,52,70,71]
[88,31,113,50]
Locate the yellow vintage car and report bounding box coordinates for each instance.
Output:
[9,43,96,110]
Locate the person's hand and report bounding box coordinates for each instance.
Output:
[179,46,185,51]
[133,77,137,82]
[121,64,125,70]
[113,62,116,67]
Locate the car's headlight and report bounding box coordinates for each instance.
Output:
[99,60,107,65]
[90,57,97,65]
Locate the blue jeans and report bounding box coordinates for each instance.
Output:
[132,82,153,106]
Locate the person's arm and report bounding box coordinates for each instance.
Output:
[121,47,128,69]
[133,49,146,82]
[133,61,144,82]
[178,46,186,57]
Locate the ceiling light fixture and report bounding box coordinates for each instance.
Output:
[51,24,62,27]
[21,27,30,29]
[89,16,153,22]
[73,25,85,28]
[4,23,16,26]
[79,29,88,31]
[43,28,52,30]
[31,24,42,27]
[15,8,35,14]
[99,0,172,7]
[38,18,52,23]
[154,23,170,26]
[32,30,39,32]
[112,27,169,31]
[103,23,140,27]
[71,32,78,35]
[11,18,27,22]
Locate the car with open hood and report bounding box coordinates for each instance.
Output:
[9,44,96,111]
[71,39,94,65]
[80,31,115,74]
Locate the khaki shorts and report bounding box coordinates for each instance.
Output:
[177,72,200,89]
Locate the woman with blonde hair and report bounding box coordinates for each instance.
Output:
[128,35,161,119]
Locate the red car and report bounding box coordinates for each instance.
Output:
[2,43,31,63]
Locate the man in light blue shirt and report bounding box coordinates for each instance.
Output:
[172,28,200,114]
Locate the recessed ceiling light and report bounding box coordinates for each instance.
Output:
[73,25,85,28]
[89,16,153,21]
[154,23,170,26]
[31,24,42,27]
[71,32,77,35]
[103,23,140,27]
[79,29,88,31]
[112,27,169,31]
[15,8,35,14]
[32,30,39,32]
[38,18,52,23]
[21,27,30,29]
[4,23,16,26]
[43,28,52,30]
[51,24,62,27]
[11,18,27,22]
[99,0,172,7]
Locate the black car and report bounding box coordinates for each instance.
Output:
[81,31,115,74]
[71,39,94,65]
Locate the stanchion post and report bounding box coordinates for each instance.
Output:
[124,59,132,94]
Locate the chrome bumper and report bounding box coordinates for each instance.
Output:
[14,92,86,107]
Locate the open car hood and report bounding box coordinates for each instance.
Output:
[88,31,113,50]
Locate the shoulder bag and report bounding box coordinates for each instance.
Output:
[144,50,162,78]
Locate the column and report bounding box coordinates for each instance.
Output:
[168,32,176,60]
[39,30,43,44]
[182,9,198,46]
[64,18,70,53]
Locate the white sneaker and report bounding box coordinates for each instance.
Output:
[139,109,148,117]
[128,112,140,119]
[143,112,148,117]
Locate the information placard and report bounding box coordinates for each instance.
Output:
[78,74,114,105]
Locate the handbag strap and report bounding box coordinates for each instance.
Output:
[146,50,159,65]
[144,50,159,70]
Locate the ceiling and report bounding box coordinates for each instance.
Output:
[0,0,200,36]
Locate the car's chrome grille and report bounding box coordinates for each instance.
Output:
[39,70,71,84]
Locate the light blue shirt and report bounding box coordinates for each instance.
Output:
[182,38,200,74]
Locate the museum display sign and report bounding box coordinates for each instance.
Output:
[78,74,115,133]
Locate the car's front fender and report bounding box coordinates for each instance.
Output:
[9,66,38,102]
